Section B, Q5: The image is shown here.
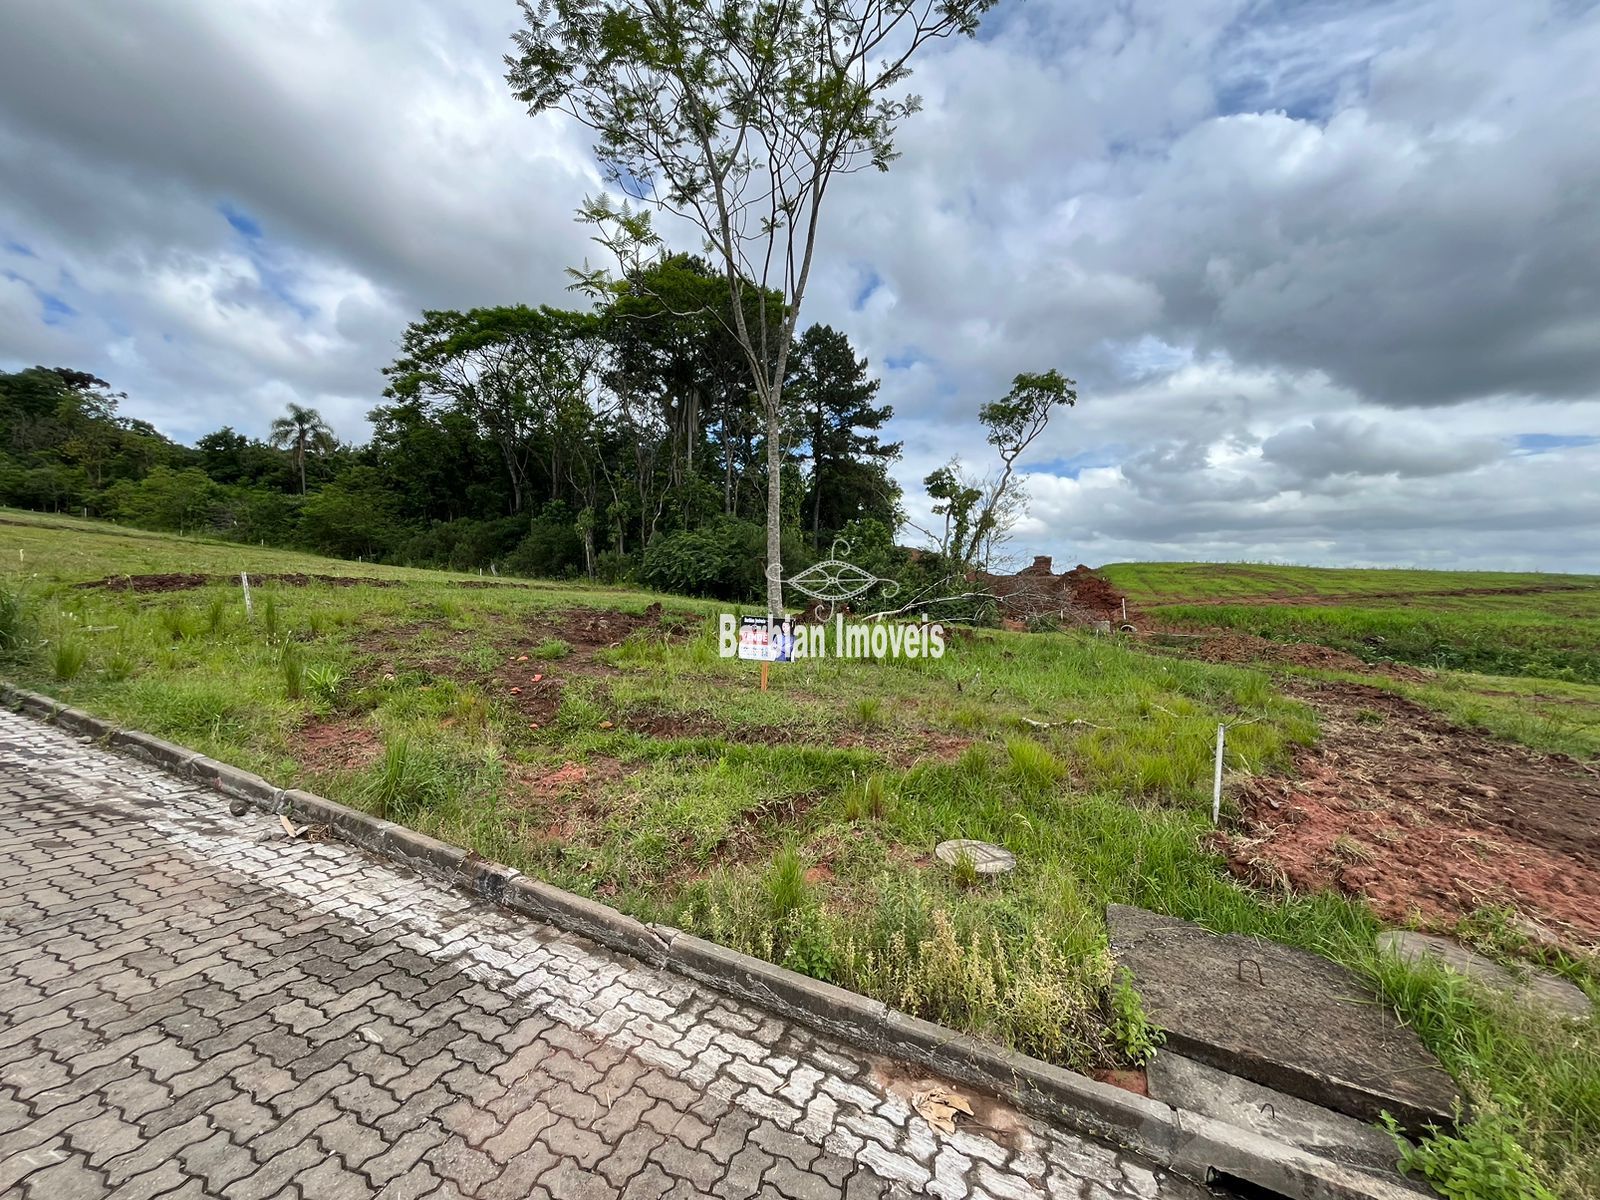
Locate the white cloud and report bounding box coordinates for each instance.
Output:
[1,0,1597,570]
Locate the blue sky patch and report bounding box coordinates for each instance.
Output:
[1515,433,1600,454]
[220,202,263,240]
[851,268,882,312]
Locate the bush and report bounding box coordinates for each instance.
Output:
[503,503,585,579]
[641,518,766,600]
[395,516,527,572]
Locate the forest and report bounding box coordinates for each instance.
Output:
[0,256,933,601]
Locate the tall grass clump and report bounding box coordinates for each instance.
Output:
[51,639,88,681]
[281,645,305,700]
[205,593,226,634]
[361,737,441,823]
[0,585,27,659]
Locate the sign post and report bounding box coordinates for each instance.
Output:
[737,614,792,690]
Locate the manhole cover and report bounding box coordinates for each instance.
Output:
[934,839,1016,875]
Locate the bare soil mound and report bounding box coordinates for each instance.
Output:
[1168,630,1426,680]
[1222,681,1600,944]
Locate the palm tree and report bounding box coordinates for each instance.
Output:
[268,403,336,495]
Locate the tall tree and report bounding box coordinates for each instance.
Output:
[382,307,597,515]
[268,403,336,495]
[787,324,899,547]
[507,0,998,612]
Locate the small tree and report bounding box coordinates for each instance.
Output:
[919,370,1075,569]
[507,0,999,612]
[268,403,336,495]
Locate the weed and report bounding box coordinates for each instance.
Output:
[1384,1101,1555,1200]
[1357,708,1386,726]
[849,696,885,728]
[361,738,441,823]
[948,848,981,890]
[1006,736,1066,791]
[306,663,343,706]
[765,845,811,923]
[281,646,305,700]
[262,597,279,638]
[1108,970,1163,1065]
[156,607,189,642]
[533,638,571,660]
[205,594,226,634]
[948,702,986,732]
[0,584,27,658]
[1332,834,1374,863]
[841,773,893,821]
[51,639,88,681]
[104,645,137,682]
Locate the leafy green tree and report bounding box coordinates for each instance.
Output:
[298,467,404,559]
[507,0,998,612]
[268,403,336,495]
[788,324,900,547]
[103,466,221,532]
[382,307,596,515]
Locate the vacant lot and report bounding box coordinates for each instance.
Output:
[5,514,1598,1195]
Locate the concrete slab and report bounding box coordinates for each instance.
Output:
[1377,930,1593,1022]
[1148,1052,1427,1189]
[1107,905,1459,1133]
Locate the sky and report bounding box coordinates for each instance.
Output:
[2,0,1598,572]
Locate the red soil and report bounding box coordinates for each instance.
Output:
[1220,682,1600,946]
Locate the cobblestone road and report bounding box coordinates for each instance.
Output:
[0,709,1206,1199]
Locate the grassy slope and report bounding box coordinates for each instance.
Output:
[1104,561,1600,759]
[4,514,1597,1195]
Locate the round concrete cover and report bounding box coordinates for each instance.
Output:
[934,839,1016,875]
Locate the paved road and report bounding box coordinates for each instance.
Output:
[0,709,1203,1199]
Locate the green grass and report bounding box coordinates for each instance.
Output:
[1103,561,1600,606]
[4,511,1597,1194]
[1104,560,1600,758]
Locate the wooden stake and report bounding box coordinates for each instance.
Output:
[760,661,770,692]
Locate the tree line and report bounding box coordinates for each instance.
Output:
[0,255,914,600]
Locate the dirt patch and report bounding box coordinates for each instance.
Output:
[291,716,383,773]
[1221,681,1600,945]
[1157,629,1427,681]
[869,1059,1030,1153]
[1092,1068,1150,1097]
[75,572,401,593]
[508,756,632,842]
[1061,564,1126,618]
[979,559,1127,624]
[553,602,670,647]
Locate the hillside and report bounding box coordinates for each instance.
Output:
[2,513,1597,1193]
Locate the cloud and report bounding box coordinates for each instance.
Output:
[1,0,1597,570]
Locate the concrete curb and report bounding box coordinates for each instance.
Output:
[1,683,1419,1200]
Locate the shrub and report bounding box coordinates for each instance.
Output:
[503,502,585,579]
[641,518,766,600]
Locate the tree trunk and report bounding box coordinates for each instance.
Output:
[764,389,784,614]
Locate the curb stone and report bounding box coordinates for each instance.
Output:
[0,682,1420,1200]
